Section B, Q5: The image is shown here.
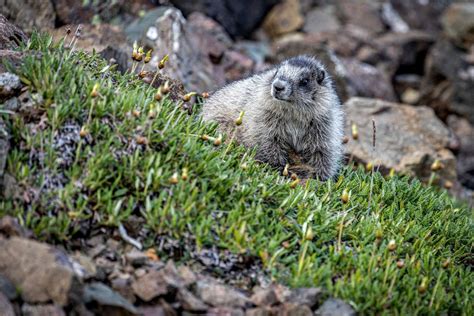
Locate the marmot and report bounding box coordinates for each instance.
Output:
[202,55,344,180]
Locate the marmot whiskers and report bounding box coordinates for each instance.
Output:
[202,55,344,180]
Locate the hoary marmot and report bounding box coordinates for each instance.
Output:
[202,55,344,180]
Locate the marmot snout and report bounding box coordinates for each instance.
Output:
[202,55,344,180]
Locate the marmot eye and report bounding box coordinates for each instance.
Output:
[300,78,309,86]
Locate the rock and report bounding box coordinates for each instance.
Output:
[21,304,66,316]
[315,298,356,316]
[131,268,179,302]
[141,8,252,92]
[420,39,474,123]
[303,5,341,34]
[344,97,457,183]
[0,0,55,33]
[340,58,397,101]
[0,215,32,238]
[52,0,126,25]
[441,3,474,49]
[169,0,279,38]
[111,277,136,304]
[125,7,171,41]
[177,288,208,312]
[0,72,21,102]
[281,287,322,308]
[250,286,279,306]
[207,307,245,316]
[70,253,97,280]
[0,237,79,306]
[125,249,149,266]
[0,50,24,73]
[0,274,17,300]
[389,0,450,34]
[277,303,313,316]
[0,14,28,49]
[0,292,15,316]
[195,279,251,308]
[262,0,304,38]
[335,0,385,35]
[381,2,409,33]
[447,115,474,189]
[246,307,273,316]
[83,282,137,315]
[177,265,198,287]
[374,31,434,78]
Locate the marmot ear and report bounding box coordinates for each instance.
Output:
[317,69,325,85]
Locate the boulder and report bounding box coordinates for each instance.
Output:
[262,0,304,38]
[0,72,21,101]
[447,115,474,189]
[420,39,474,123]
[343,97,457,183]
[169,0,280,38]
[335,0,385,35]
[141,8,252,92]
[303,5,341,34]
[0,292,15,316]
[441,3,474,49]
[83,282,138,315]
[21,304,66,316]
[0,14,28,49]
[0,237,80,306]
[0,0,55,33]
[340,58,397,101]
[315,298,356,316]
[195,279,251,308]
[389,0,450,34]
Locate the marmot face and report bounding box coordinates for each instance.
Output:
[271,55,330,113]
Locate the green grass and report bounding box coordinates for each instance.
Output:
[1,33,473,315]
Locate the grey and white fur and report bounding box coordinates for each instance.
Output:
[202,55,344,180]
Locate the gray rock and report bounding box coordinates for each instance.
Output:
[344,97,457,183]
[207,306,245,316]
[0,0,55,33]
[195,279,250,308]
[0,14,28,49]
[0,72,21,101]
[420,38,474,124]
[0,237,79,306]
[0,119,10,189]
[315,298,356,316]
[303,5,341,34]
[381,2,409,33]
[0,292,15,316]
[21,304,66,316]
[282,287,323,308]
[340,58,397,101]
[132,270,173,302]
[246,307,273,316]
[447,115,474,189]
[83,282,137,315]
[0,274,17,300]
[442,3,474,49]
[177,288,208,312]
[250,286,279,306]
[278,303,313,316]
[125,249,149,266]
[389,0,450,34]
[335,0,385,35]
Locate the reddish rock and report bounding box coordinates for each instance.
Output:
[0,237,78,306]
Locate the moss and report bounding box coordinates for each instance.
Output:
[1,33,473,314]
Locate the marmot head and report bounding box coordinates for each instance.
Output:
[271,55,333,110]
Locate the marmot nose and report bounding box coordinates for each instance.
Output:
[273,81,285,92]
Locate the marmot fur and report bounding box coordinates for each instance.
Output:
[202,55,344,180]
